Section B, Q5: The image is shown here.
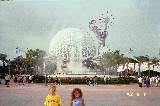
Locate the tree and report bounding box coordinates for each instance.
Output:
[26,49,47,74]
[2,49,47,75]
[150,57,159,65]
[0,53,7,61]
[102,50,124,75]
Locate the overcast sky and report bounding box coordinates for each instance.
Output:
[0,0,160,58]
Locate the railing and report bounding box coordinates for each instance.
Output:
[55,71,117,75]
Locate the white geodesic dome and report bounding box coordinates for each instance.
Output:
[49,28,96,61]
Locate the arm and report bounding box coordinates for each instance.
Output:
[82,99,85,106]
[70,96,73,106]
[44,97,48,106]
[70,100,73,106]
[58,96,62,106]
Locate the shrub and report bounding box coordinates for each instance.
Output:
[117,76,131,84]
[32,75,45,83]
[31,75,138,84]
[61,77,87,84]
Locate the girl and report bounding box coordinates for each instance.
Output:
[44,85,62,106]
[70,88,85,106]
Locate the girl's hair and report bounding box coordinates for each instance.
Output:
[71,88,83,99]
[49,85,56,90]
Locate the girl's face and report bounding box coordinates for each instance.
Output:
[74,91,80,98]
[50,87,56,95]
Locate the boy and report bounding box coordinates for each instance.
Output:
[44,85,62,106]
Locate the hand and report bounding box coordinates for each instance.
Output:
[70,96,73,100]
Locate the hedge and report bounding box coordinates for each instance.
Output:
[32,75,138,84]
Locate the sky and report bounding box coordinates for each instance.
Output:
[0,0,160,59]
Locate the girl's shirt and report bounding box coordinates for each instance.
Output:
[72,97,83,106]
[44,94,62,106]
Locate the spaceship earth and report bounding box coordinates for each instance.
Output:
[49,28,96,61]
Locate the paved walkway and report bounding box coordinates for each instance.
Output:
[0,80,160,106]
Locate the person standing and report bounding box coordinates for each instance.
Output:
[143,76,147,87]
[48,76,51,83]
[93,75,97,85]
[70,88,85,106]
[5,74,10,87]
[23,76,26,85]
[150,76,153,87]
[108,76,111,85]
[55,76,58,85]
[29,75,32,83]
[89,77,94,86]
[26,76,29,83]
[104,76,107,84]
[146,76,150,88]
[44,85,62,106]
[138,76,142,88]
[58,77,61,85]
[155,76,159,87]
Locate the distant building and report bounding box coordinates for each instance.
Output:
[117,62,160,73]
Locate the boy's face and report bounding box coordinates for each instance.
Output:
[74,91,80,98]
[50,87,56,95]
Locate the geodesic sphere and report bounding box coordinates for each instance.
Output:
[49,28,96,60]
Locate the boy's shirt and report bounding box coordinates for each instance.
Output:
[44,94,62,106]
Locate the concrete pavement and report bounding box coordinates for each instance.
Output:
[0,79,160,106]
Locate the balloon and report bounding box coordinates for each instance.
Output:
[88,12,114,48]
[90,20,96,24]
[96,28,101,34]
[92,26,98,30]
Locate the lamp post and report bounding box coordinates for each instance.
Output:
[146,55,150,76]
[159,48,160,75]
[44,61,46,86]
[43,57,48,86]
[45,74,47,86]
[8,59,10,75]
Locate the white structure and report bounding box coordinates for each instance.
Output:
[0,60,7,66]
[49,28,96,74]
[49,28,96,60]
[5,47,26,60]
[117,62,160,73]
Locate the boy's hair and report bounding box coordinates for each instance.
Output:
[71,88,83,99]
[49,85,56,90]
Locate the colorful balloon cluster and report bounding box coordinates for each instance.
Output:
[88,12,114,47]
[89,20,107,47]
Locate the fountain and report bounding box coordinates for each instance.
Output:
[49,28,96,74]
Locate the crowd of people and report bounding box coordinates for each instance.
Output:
[1,74,160,88]
[47,76,61,85]
[13,74,33,85]
[138,75,160,88]
[1,74,33,87]
[85,75,112,86]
